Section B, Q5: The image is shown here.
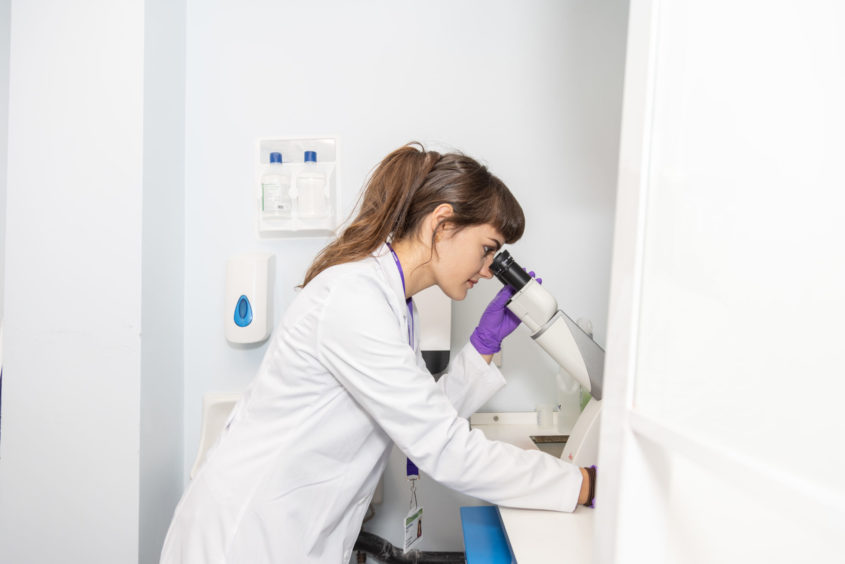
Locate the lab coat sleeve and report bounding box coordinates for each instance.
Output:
[419,343,505,419]
[316,275,583,512]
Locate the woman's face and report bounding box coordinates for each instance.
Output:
[432,223,504,300]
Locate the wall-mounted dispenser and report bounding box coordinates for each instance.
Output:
[225,253,275,344]
[256,138,339,237]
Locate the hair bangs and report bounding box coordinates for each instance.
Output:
[487,178,525,244]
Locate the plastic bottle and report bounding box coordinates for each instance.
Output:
[556,369,582,433]
[296,150,329,218]
[261,152,292,217]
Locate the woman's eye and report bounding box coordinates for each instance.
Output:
[482,246,494,257]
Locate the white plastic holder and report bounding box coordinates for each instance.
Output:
[225,252,274,344]
[256,137,340,237]
[191,392,243,479]
[413,285,452,375]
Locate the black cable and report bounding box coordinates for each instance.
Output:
[353,531,465,564]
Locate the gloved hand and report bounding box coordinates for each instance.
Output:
[470,272,541,355]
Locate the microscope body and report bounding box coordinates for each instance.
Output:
[491,251,605,466]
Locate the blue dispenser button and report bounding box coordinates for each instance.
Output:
[234,295,253,327]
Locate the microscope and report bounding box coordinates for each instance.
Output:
[491,251,604,467]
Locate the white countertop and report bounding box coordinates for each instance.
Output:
[470,412,594,564]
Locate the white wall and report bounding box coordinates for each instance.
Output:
[139,0,186,563]
[183,0,627,553]
[0,0,9,320]
[0,1,187,562]
[0,1,145,562]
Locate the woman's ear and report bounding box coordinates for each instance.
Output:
[430,203,454,235]
[421,203,454,249]
[431,203,454,224]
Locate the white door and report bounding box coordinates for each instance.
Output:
[597,1,845,562]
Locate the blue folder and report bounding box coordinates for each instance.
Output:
[460,506,516,564]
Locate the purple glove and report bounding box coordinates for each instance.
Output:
[470,272,541,354]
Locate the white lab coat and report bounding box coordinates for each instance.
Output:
[160,244,582,564]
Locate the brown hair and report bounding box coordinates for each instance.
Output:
[301,142,525,286]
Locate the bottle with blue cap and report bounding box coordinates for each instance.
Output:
[297,150,329,218]
[261,152,292,217]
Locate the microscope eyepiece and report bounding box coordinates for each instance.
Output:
[491,250,533,291]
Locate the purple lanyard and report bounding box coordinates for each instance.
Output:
[386,242,415,347]
[386,242,420,479]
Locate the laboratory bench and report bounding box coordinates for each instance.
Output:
[461,412,594,564]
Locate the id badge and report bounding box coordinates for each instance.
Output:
[403,506,423,552]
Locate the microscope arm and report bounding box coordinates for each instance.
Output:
[506,280,604,400]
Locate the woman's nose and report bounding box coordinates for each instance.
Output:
[479,258,494,279]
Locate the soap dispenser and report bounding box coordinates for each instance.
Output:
[224,253,275,344]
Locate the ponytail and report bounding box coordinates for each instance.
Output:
[301,142,524,287]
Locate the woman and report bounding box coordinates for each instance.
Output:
[160,143,594,564]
